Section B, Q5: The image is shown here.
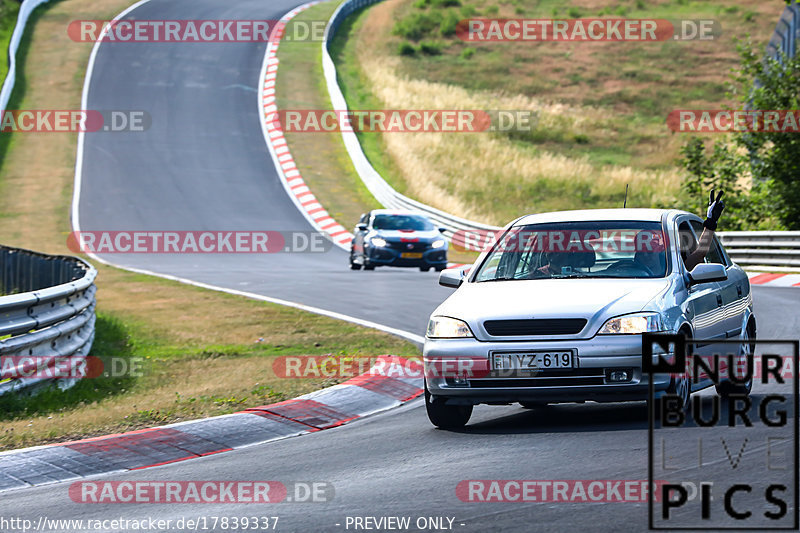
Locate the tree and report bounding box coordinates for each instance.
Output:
[678,40,800,230]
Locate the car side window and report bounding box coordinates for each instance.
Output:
[677,221,697,268]
[689,220,725,265]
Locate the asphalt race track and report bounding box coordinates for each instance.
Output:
[74,0,452,339]
[4,0,797,532]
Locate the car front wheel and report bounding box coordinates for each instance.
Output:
[349,250,362,270]
[716,324,754,397]
[425,385,472,429]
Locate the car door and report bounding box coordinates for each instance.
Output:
[692,222,749,338]
[352,212,370,260]
[676,218,728,366]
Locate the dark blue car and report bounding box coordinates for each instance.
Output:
[350,210,448,271]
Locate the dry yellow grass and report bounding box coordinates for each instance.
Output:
[354,52,680,224]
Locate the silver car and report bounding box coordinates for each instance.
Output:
[423,209,755,429]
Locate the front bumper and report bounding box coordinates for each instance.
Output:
[366,245,447,267]
[423,335,673,405]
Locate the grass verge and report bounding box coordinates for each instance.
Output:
[0,0,418,450]
[277,1,382,229]
[0,0,20,83]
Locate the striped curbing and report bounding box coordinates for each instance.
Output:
[0,356,423,492]
[258,1,354,251]
[747,272,800,287]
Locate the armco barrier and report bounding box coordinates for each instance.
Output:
[766,0,799,62]
[0,245,97,395]
[718,231,800,272]
[322,0,800,270]
[0,0,55,113]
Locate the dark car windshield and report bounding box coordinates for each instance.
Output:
[372,214,434,231]
[474,221,668,281]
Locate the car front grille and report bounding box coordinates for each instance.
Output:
[483,318,587,336]
[467,368,606,388]
[388,241,427,252]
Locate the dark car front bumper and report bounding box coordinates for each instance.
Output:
[366,241,447,268]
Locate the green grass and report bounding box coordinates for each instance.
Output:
[0,0,20,84]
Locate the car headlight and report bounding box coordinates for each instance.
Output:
[426,316,474,338]
[431,239,446,249]
[598,313,665,335]
[370,237,387,247]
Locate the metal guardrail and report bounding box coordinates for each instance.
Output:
[718,231,800,271]
[766,0,799,62]
[323,1,800,266]
[0,0,55,112]
[0,245,97,395]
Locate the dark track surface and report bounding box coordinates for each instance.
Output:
[75,0,451,338]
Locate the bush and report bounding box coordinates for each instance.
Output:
[398,42,417,56]
[393,12,442,41]
[460,47,475,60]
[439,10,460,36]
[419,41,443,55]
[413,0,430,8]
[432,0,461,6]
[567,7,583,18]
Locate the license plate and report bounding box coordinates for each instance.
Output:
[401,252,423,259]
[492,351,574,371]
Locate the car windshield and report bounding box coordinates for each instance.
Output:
[474,221,668,281]
[372,214,434,231]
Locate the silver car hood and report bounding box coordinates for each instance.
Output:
[434,278,671,340]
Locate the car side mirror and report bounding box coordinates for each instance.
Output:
[439,267,466,288]
[356,223,367,231]
[688,263,727,285]
[438,227,447,234]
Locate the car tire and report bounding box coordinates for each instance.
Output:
[434,265,446,272]
[419,266,430,272]
[349,253,362,270]
[425,386,472,429]
[654,333,692,414]
[715,324,754,397]
[363,261,375,271]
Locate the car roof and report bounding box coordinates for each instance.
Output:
[370,209,430,218]
[514,208,690,226]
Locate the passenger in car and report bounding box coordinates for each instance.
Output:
[683,189,725,271]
